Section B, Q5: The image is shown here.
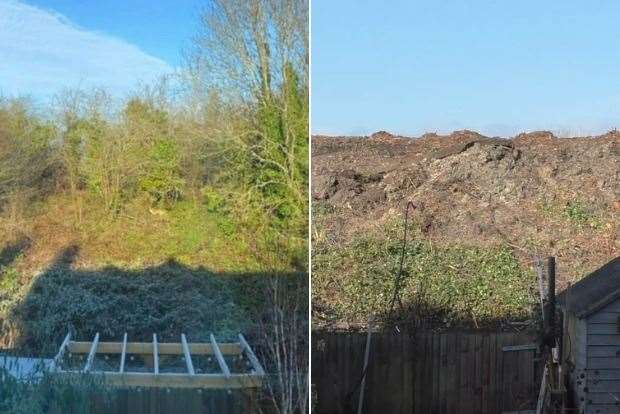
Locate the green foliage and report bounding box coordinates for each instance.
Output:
[0,99,58,208]
[202,185,227,212]
[313,221,536,326]
[139,139,185,204]
[0,265,21,292]
[564,200,601,228]
[253,63,308,228]
[0,366,112,414]
[9,262,258,353]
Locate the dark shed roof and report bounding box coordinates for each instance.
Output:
[557,256,620,318]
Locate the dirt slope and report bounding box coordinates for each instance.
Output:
[312,130,619,290]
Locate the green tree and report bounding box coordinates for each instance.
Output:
[123,99,185,205]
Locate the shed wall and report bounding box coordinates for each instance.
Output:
[564,312,587,413]
[584,299,620,414]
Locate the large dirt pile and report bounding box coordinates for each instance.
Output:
[313,130,619,290]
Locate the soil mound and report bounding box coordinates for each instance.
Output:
[312,130,620,288]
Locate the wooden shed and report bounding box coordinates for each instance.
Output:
[557,256,620,414]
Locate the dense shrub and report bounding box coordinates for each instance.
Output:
[312,219,536,328]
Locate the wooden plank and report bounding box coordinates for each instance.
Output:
[588,312,620,324]
[596,301,620,312]
[446,332,459,414]
[588,357,620,369]
[431,332,440,414]
[474,332,484,414]
[330,333,343,413]
[499,333,512,413]
[394,333,404,414]
[153,334,159,375]
[487,333,498,414]
[238,334,265,376]
[388,333,401,413]
[181,334,195,375]
[588,369,620,380]
[459,333,473,414]
[119,333,127,373]
[424,332,433,414]
[586,392,620,404]
[68,341,242,355]
[480,333,490,414]
[502,344,537,352]
[56,371,263,389]
[587,346,620,358]
[535,365,547,414]
[53,331,71,368]
[401,334,413,413]
[587,324,620,335]
[210,334,230,378]
[586,379,620,392]
[587,335,620,346]
[439,333,448,414]
[369,332,385,413]
[520,347,534,408]
[413,332,424,414]
[344,332,352,412]
[585,405,620,414]
[83,332,99,373]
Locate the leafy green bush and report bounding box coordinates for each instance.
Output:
[7,262,263,353]
[313,223,536,327]
[0,364,112,414]
[139,139,185,204]
[0,265,21,292]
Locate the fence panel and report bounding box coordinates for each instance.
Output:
[312,330,540,414]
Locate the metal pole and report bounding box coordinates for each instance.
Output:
[547,256,556,343]
[357,316,373,414]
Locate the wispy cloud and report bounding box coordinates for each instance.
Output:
[0,0,173,99]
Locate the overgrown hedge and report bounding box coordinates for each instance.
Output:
[312,218,536,328]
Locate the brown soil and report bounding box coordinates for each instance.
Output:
[312,129,620,289]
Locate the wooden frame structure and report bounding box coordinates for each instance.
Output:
[52,332,265,389]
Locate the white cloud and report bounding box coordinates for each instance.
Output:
[0,0,173,99]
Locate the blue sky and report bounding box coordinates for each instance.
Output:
[312,0,620,137]
[0,0,204,100]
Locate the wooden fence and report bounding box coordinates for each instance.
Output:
[49,389,261,414]
[312,330,542,414]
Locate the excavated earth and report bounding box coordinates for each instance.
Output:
[312,130,619,291]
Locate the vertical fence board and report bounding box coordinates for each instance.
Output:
[480,333,490,414]
[486,333,497,414]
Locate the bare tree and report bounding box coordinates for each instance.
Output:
[259,275,309,414]
[188,0,308,104]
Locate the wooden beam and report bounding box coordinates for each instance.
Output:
[502,344,538,352]
[238,334,265,376]
[83,333,99,373]
[153,334,159,374]
[210,334,230,378]
[53,331,71,368]
[181,334,194,375]
[536,366,548,414]
[119,333,127,373]
[68,341,242,355]
[55,371,263,389]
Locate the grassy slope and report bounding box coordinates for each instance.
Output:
[312,207,537,330]
[0,192,303,352]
